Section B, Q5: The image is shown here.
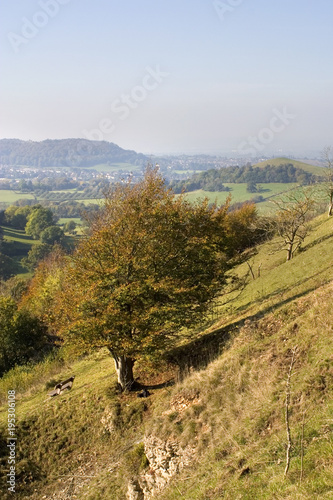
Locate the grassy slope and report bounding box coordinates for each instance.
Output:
[157,214,333,499]
[184,183,299,207]
[2,228,37,247]
[254,157,324,176]
[1,214,333,498]
[1,228,37,277]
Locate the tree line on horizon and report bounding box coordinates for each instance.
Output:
[0,138,147,168]
[171,163,319,193]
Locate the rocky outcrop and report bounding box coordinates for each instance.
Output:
[127,479,145,500]
[127,435,196,500]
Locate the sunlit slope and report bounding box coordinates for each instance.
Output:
[0,212,332,499]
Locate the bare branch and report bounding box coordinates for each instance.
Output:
[284,346,298,477]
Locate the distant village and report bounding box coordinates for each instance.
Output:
[0,154,266,192]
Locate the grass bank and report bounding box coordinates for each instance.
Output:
[0,212,332,498]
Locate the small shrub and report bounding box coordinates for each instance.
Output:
[124,442,149,476]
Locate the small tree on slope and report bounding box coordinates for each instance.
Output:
[271,190,315,261]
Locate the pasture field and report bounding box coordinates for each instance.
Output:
[2,227,37,247]
[183,182,299,210]
[0,190,36,205]
[1,227,36,277]
[57,218,82,226]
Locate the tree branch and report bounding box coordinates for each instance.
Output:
[284,346,298,477]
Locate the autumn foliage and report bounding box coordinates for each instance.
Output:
[20,168,262,389]
[49,169,232,388]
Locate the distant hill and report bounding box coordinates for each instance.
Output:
[254,157,324,176]
[171,158,322,194]
[0,138,148,168]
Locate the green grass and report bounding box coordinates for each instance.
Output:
[214,213,333,323]
[2,227,38,247]
[158,279,333,499]
[184,182,327,214]
[183,182,299,208]
[0,190,36,205]
[2,227,37,272]
[80,198,103,205]
[58,217,82,226]
[1,211,333,498]
[0,349,150,499]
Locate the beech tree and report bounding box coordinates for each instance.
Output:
[21,246,67,327]
[57,168,230,390]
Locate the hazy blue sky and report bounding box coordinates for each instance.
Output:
[1,0,332,156]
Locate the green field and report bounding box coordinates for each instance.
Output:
[0,190,36,204]
[183,182,299,210]
[3,227,37,247]
[58,217,82,226]
[1,227,37,277]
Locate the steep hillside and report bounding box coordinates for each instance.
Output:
[0,214,333,499]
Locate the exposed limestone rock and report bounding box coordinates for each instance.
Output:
[163,390,201,417]
[127,435,196,499]
[100,406,117,434]
[127,479,145,500]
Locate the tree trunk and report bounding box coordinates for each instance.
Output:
[286,243,293,261]
[112,353,135,391]
[328,190,333,216]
